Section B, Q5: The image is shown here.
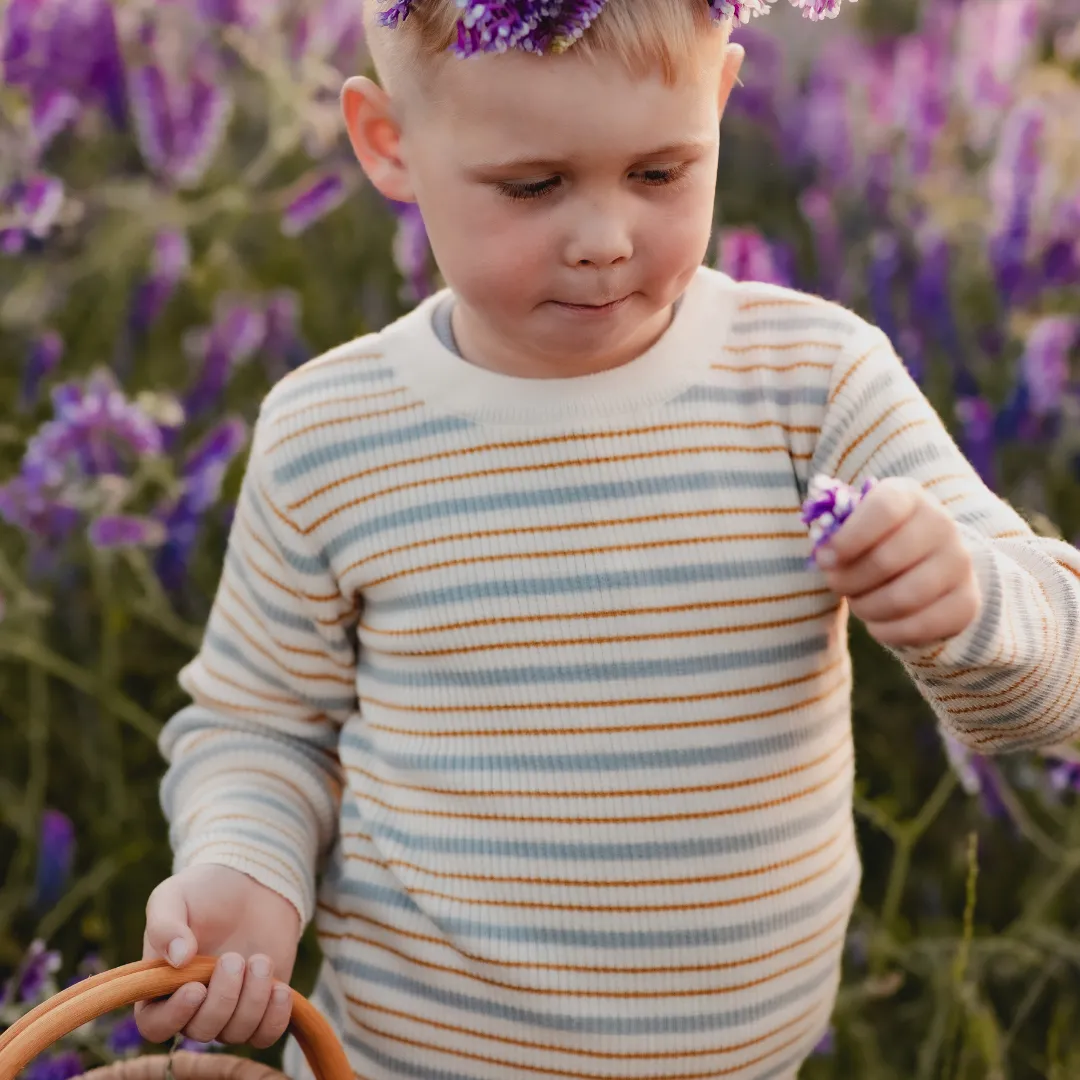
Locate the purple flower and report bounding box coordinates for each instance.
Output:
[33,809,74,913]
[912,229,962,364]
[890,33,950,177]
[389,201,434,302]
[23,1052,84,1080]
[867,232,903,352]
[0,174,64,255]
[942,733,1011,821]
[12,941,62,1005]
[185,302,267,419]
[132,231,191,335]
[29,89,81,158]
[106,1015,144,1057]
[988,102,1044,304]
[130,58,233,189]
[1047,757,1080,794]
[20,331,64,411]
[716,228,790,286]
[812,1025,836,1054]
[799,188,843,299]
[262,291,309,377]
[801,474,876,559]
[89,515,167,549]
[282,174,347,237]
[1020,317,1078,419]
[290,0,364,70]
[954,391,996,488]
[2,0,126,132]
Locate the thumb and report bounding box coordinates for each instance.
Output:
[144,879,197,967]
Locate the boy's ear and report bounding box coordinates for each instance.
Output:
[716,43,746,121]
[341,76,416,203]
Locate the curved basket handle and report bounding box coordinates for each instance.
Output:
[0,958,351,1080]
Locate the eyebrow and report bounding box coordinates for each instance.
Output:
[469,139,712,174]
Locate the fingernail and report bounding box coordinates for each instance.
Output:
[221,954,244,976]
[168,938,190,966]
[816,548,837,569]
[272,985,291,1006]
[250,957,271,979]
[184,986,206,1007]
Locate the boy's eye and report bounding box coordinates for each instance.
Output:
[633,164,689,186]
[495,177,561,201]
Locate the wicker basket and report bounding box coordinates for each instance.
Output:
[0,958,351,1080]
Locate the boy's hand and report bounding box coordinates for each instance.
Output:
[814,477,982,648]
[134,864,300,1049]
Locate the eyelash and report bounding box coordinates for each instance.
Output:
[496,163,690,202]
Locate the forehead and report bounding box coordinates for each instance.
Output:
[421,47,725,164]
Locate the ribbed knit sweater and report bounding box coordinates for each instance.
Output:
[159,266,1080,1080]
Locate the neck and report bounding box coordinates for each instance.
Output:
[449,300,677,381]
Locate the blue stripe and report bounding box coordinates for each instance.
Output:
[339,704,845,774]
[674,385,829,408]
[225,547,324,636]
[274,468,802,575]
[205,628,356,712]
[328,951,843,1035]
[363,553,809,614]
[269,364,400,410]
[729,315,856,336]
[273,415,475,484]
[339,783,852,864]
[359,635,827,690]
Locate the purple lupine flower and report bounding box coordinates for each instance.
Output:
[282,174,347,237]
[786,56,853,185]
[953,384,996,488]
[988,102,1044,304]
[290,0,364,70]
[1020,317,1078,419]
[1047,757,1080,794]
[890,33,950,178]
[262,290,309,377]
[29,89,81,158]
[132,230,191,335]
[0,174,64,255]
[2,0,126,130]
[799,188,843,299]
[33,809,74,913]
[12,941,62,1004]
[130,57,233,189]
[716,228,790,287]
[912,228,962,364]
[867,231,904,352]
[801,474,876,561]
[185,302,267,419]
[23,1052,84,1080]
[389,201,434,302]
[154,417,248,590]
[728,26,786,132]
[89,515,167,549]
[812,1026,836,1054]
[20,331,64,411]
[106,1015,145,1056]
[941,733,1010,822]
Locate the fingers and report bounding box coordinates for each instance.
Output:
[250,983,294,1050]
[134,982,208,1044]
[217,955,275,1045]
[847,546,970,625]
[818,477,922,567]
[182,953,246,1044]
[864,578,981,647]
[144,881,197,968]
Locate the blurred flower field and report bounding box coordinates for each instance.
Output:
[1,1,1079,1077]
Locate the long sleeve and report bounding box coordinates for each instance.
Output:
[809,322,1080,755]
[159,404,359,925]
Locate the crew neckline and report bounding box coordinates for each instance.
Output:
[380,265,737,427]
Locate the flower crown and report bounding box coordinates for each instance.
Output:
[378,0,849,58]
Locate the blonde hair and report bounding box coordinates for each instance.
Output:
[364,1,727,87]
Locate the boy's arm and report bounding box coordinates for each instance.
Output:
[159,408,358,926]
[809,322,1080,756]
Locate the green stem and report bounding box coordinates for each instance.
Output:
[0,636,160,742]
[92,554,128,828]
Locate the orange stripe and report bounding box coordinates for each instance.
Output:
[317,900,850,978]
[368,607,837,659]
[343,996,827,1075]
[360,585,830,638]
[199,660,308,708]
[362,668,849,743]
[274,350,384,390]
[737,297,824,312]
[362,531,810,590]
[346,506,799,578]
[187,682,327,724]
[833,396,919,475]
[345,751,852,825]
[216,603,355,687]
[346,731,849,804]
[240,545,341,605]
[240,513,285,567]
[287,419,818,513]
[360,656,847,719]
[180,840,305,894]
[721,341,844,355]
[711,361,834,373]
[268,385,409,428]
[826,341,883,406]
[197,811,307,850]
[221,582,356,670]
[267,400,423,452]
[847,417,934,477]
[341,823,846,889]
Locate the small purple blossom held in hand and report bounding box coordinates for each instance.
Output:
[800,474,877,564]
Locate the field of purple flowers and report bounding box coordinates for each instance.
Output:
[1,1,1079,1077]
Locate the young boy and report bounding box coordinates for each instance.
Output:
[134,2,1080,1078]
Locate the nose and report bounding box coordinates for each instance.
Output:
[563,207,633,269]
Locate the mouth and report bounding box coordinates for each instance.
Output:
[550,296,631,315]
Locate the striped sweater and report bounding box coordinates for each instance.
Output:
[159,266,1080,1080]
